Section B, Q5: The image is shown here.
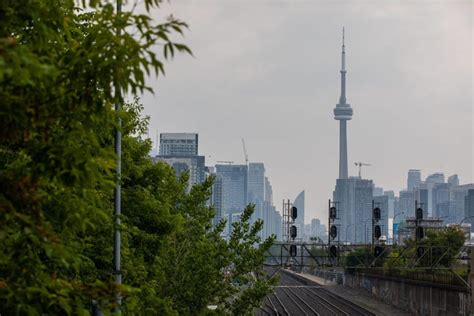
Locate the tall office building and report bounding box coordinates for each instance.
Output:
[333,178,373,243]
[310,218,327,241]
[432,182,452,219]
[263,203,281,240]
[248,163,265,201]
[293,190,305,238]
[154,155,205,189]
[415,186,429,218]
[264,177,273,204]
[155,133,205,189]
[159,133,198,156]
[399,190,415,219]
[450,184,474,224]
[407,169,422,191]
[426,172,445,184]
[383,190,396,218]
[373,186,384,197]
[465,189,474,232]
[333,28,353,179]
[248,163,265,224]
[424,172,445,216]
[210,172,223,226]
[448,174,460,187]
[215,164,248,235]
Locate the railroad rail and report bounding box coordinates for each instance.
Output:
[256,268,375,316]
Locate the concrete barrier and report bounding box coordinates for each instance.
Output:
[344,272,470,316]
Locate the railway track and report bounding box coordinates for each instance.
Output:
[256,269,375,316]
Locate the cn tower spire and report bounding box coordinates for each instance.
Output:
[334,27,353,179]
[339,27,347,105]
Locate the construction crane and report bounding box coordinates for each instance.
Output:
[354,162,371,178]
[216,161,234,165]
[241,138,249,165]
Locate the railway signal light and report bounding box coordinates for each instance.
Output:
[329,207,337,219]
[290,225,297,239]
[416,207,424,220]
[290,244,297,257]
[417,246,424,258]
[416,226,424,240]
[330,245,338,258]
[330,225,337,239]
[373,207,381,220]
[374,245,383,257]
[374,225,382,239]
[291,206,298,220]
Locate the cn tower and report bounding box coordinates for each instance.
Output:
[334,27,353,179]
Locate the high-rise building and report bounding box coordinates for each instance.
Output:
[432,182,452,219]
[293,190,305,238]
[373,186,384,197]
[311,218,321,236]
[333,178,373,244]
[263,203,281,240]
[451,184,474,224]
[333,28,353,180]
[420,172,445,216]
[465,189,474,232]
[383,190,396,218]
[159,133,198,156]
[156,132,205,190]
[210,171,223,226]
[415,186,429,218]
[399,190,415,219]
[215,164,248,234]
[154,155,205,189]
[310,218,327,241]
[448,174,460,187]
[407,169,421,191]
[248,163,265,224]
[426,172,445,184]
[248,163,265,202]
[264,177,273,204]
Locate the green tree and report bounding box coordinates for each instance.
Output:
[0,0,189,313]
[1,0,276,314]
[384,227,465,273]
[409,226,465,268]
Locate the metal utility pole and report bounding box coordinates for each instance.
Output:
[114,0,122,313]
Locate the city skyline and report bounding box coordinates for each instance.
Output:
[140,1,473,222]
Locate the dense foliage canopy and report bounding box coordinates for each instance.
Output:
[0,1,275,314]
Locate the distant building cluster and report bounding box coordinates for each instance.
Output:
[330,30,473,245]
[152,132,283,240]
[334,170,473,244]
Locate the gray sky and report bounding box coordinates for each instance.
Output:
[139,0,473,224]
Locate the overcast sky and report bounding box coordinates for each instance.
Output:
[137,0,473,224]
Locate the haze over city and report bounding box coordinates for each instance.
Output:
[4,0,474,314]
[143,1,473,222]
[141,0,473,222]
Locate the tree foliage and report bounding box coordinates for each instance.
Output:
[0,1,274,314]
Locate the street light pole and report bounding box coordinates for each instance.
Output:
[114,0,122,313]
